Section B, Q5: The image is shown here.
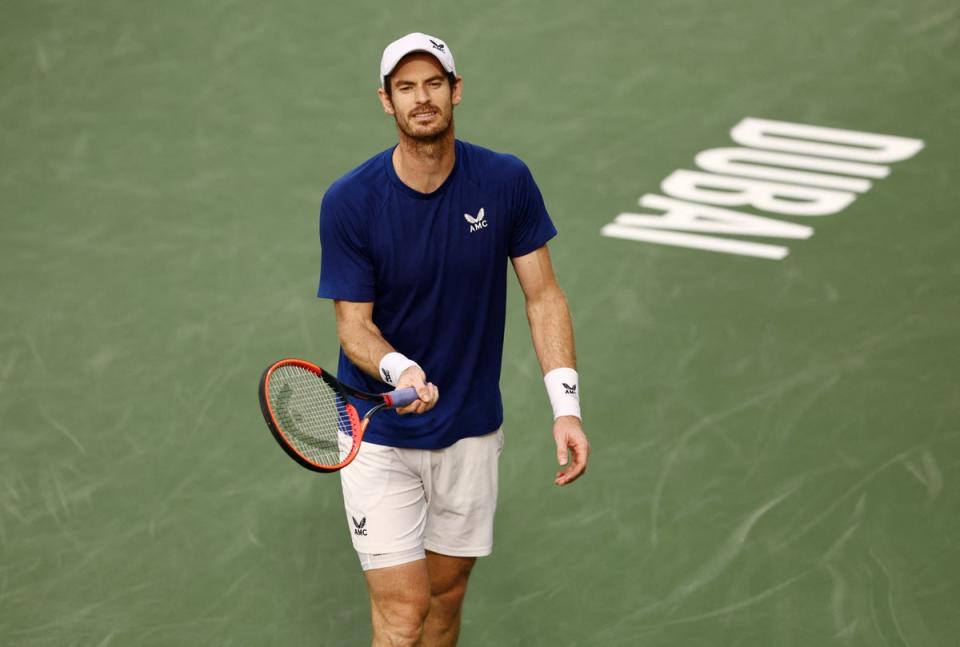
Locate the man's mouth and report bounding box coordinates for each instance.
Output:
[411,109,438,122]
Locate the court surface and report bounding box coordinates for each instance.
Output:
[2,1,958,645]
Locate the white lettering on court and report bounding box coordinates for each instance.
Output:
[600,118,924,260]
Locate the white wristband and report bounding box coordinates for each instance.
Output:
[544,367,581,420]
[378,352,419,386]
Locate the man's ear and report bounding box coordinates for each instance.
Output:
[451,76,463,106]
[377,87,396,115]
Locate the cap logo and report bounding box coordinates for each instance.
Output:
[429,39,445,53]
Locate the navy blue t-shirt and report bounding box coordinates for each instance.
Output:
[317,139,557,449]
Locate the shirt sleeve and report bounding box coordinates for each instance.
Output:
[317,186,376,301]
[508,159,558,258]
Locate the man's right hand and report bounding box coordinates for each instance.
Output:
[395,365,439,415]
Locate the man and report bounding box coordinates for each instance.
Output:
[317,32,590,647]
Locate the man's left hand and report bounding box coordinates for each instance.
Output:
[553,416,589,486]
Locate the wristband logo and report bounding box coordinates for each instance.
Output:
[381,368,392,384]
[562,382,578,396]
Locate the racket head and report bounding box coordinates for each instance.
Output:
[258,359,364,472]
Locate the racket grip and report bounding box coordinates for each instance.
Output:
[385,387,419,408]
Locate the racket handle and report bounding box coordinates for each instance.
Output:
[384,387,419,408]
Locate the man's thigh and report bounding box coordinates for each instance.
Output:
[339,439,427,558]
[425,551,476,596]
[363,555,474,621]
[363,559,432,633]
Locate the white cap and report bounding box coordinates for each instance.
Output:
[380,32,456,88]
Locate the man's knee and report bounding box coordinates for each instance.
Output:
[374,591,430,646]
[366,561,432,646]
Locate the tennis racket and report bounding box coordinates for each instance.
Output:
[258,358,419,472]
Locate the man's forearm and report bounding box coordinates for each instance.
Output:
[333,301,438,412]
[334,302,395,380]
[525,283,577,374]
[339,319,395,379]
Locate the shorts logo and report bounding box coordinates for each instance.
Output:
[352,516,368,536]
[465,208,488,233]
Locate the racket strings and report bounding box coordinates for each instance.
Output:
[269,365,354,467]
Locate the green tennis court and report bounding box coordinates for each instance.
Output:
[2,1,958,645]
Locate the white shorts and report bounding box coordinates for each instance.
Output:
[339,428,504,570]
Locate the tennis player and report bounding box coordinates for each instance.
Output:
[317,32,590,647]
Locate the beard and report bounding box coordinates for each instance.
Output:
[394,105,454,144]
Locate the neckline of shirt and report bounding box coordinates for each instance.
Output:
[384,140,462,200]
